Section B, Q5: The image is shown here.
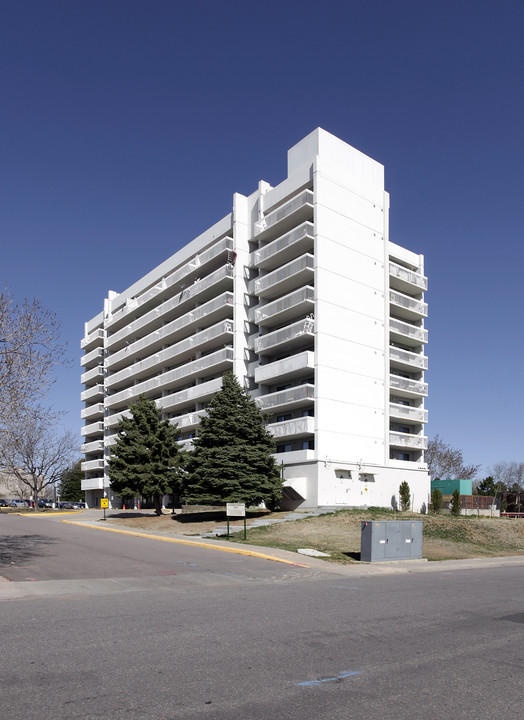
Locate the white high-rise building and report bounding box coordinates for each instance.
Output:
[81,129,429,510]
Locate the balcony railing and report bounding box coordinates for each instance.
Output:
[389,290,428,319]
[105,409,131,429]
[106,265,234,350]
[389,346,428,371]
[81,347,103,369]
[81,477,104,491]
[253,317,314,355]
[81,384,104,402]
[249,253,314,299]
[105,320,233,390]
[389,261,427,292]
[169,409,207,430]
[389,432,428,450]
[105,292,234,370]
[81,365,104,385]
[252,221,315,271]
[389,375,428,397]
[267,416,315,439]
[254,189,314,238]
[105,237,234,330]
[81,459,105,472]
[106,347,234,409]
[81,403,104,420]
[255,350,315,385]
[389,318,428,345]
[81,421,104,437]
[253,286,314,327]
[81,439,104,454]
[256,383,315,412]
[157,377,223,414]
[81,328,104,351]
[389,403,428,424]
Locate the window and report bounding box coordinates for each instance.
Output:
[276,444,292,453]
[277,414,292,423]
[302,439,314,450]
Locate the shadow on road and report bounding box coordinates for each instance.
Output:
[0,534,58,567]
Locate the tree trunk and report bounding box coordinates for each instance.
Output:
[153,495,162,516]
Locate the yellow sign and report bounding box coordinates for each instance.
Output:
[100,499,109,508]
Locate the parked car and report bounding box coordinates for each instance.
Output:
[37,498,54,508]
[0,498,9,507]
[9,499,27,508]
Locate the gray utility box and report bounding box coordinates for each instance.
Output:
[360,521,423,562]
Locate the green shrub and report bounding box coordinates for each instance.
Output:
[431,488,443,514]
[451,489,461,516]
[399,481,411,511]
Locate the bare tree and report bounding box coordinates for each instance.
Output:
[0,287,67,424]
[425,434,479,481]
[490,461,524,492]
[0,410,78,508]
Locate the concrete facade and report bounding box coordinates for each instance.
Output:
[81,129,430,510]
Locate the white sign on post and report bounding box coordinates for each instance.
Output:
[226,503,246,517]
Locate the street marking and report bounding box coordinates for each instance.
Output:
[297,670,362,686]
[329,585,361,590]
[61,521,310,567]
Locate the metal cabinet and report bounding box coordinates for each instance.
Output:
[360,520,422,562]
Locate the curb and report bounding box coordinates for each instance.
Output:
[61,520,310,567]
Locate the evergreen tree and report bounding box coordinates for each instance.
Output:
[58,459,84,501]
[451,488,461,516]
[184,371,282,507]
[431,488,443,514]
[108,394,182,515]
[399,481,411,511]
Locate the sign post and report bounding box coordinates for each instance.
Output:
[226,503,246,540]
[100,497,109,521]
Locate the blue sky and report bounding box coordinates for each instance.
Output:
[1,0,523,475]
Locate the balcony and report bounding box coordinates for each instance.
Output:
[249,254,314,300]
[104,237,234,332]
[106,292,234,371]
[389,375,428,399]
[81,347,103,369]
[106,265,234,351]
[81,328,104,351]
[389,318,428,347]
[389,432,428,450]
[252,318,314,356]
[81,439,104,454]
[389,261,427,294]
[256,383,315,413]
[252,286,314,328]
[389,403,428,424]
[81,421,104,437]
[267,416,315,440]
[105,409,131,429]
[81,477,104,491]
[169,409,207,431]
[106,320,233,390]
[81,403,104,420]
[105,347,234,410]
[252,221,315,271]
[157,377,223,415]
[389,346,428,372]
[254,189,314,240]
[389,290,427,321]
[81,459,105,472]
[81,384,104,402]
[255,351,315,385]
[81,365,104,385]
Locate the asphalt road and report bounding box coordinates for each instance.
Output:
[2,513,524,720]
